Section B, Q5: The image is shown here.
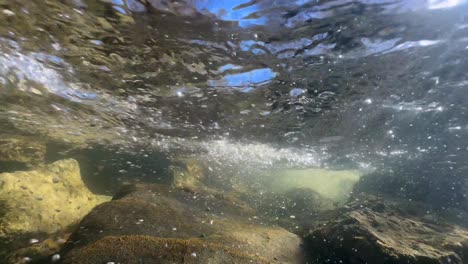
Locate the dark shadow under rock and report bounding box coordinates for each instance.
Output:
[45,142,172,195]
[303,197,468,264]
[248,188,336,230]
[57,183,303,264]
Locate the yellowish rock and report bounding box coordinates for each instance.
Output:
[0,159,110,236]
[268,168,361,204]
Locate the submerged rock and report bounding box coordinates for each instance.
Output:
[62,236,271,264]
[59,183,303,264]
[170,157,206,190]
[0,159,110,260]
[5,234,69,264]
[304,197,468,264]
[267,168,361,205]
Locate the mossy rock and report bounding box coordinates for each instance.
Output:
[59,183,303,263]
[61,235,269,264]
[5,234,68,264]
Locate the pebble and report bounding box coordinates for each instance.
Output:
[29,238,39,244]
[2,9,15,16]
[51,254,60,262]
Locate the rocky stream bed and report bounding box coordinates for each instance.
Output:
[1,136,468,264]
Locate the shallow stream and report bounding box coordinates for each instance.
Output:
[1,0,468,263]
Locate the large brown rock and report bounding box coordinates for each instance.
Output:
[304,197,468,264]
[59,183,303,264]
[62,236,270,264]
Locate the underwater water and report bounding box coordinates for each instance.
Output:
[1,0,468,263]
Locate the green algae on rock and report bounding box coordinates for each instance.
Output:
[59,183,303,264]
[61,235,270,264]
[0,159,110,260]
